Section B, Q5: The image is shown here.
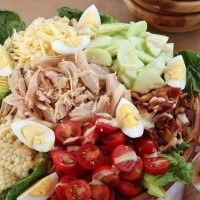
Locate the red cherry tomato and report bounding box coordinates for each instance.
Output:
[52,150,77,171]
[109,189,115,200]
[56,175,76,200]
[54,120,82,145]
[120,157,143,181]
[65,179,91,200]
[92,164,119,188]
[144,157,170,175]
[81,122,98,145]
[118,180,143,198]
[135,137,157,158]
[99,146,113,164]
[90,184,110,200]
[112,145,136,172]
[50,193,59,200]
[77,143,103,170]
[95,116,118,134]
[101,130,126,147]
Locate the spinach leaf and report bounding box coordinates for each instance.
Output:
[5,161,48,200]
[175,50,200,96]
[57,7,115,24]
[0,189,9,200]
[0,9,26,45]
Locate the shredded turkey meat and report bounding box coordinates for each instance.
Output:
[0,51,131,124]
[133,87,196,151]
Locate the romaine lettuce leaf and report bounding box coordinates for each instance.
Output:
[143,152,194,199]
[0,9,26,44]
[175,50,200,96]
[57,7,115,24]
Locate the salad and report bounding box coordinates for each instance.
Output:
[0,4,200,200]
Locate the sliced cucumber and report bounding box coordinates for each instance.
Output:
[126,21,147,37]
[136,49,154,64]
[99,23,130,35]
[146,56,166,75]
[106,35,126,56]
[117,41,144,71]
[85,48,112,66]
[111,59,120,72]
[133,69,165,93]
[146,34,169,57]
[139,32,151,39]
[87,35,112,49]
[128,36,145,51]
[118,73,135,89]
[159,43,174,64]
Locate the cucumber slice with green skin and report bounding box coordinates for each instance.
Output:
[136,49,154,64]
[99,23,130,35]
[111,59,120,72]
[145,56,166,75]
[85,48,112,66]
[128,36,145,51]
[107,35,126,56]
[126,21,147,37]
[146,34,169,57]
[139,32,151,39]
[133,69,165,93]
[117,41,144,71]
[159,43,174,65]
[87,35,113,49]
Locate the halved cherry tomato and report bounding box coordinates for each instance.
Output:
[144,156,170,175]
[65,179,91,200]
[120,157,143,181]
[118,180,143,197]
[112,145,136,172]
[50,193,59,200]
[56,175,76,200]
[81,122,98,145]
[77,143,103,170]
[54,120,82,145]
[52,150,77,171]
[99,146,113,164]
[90,184,110,200]
[109,189,115,200]
[135,137,157,158]
[66,145,80,155]
[95,116,118,134]
[92,164,119,188]
[101,130,126,147]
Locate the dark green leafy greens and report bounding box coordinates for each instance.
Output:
[175,50,200,96]
[0,9,26,45]
[57,7,115,24]
[143,152,194,199]
[5,161,48,200]
[0,189,9,200]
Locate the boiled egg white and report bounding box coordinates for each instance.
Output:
[164,55,186,89]
[17,172,59,200]
[116,98,144,138]
[11,120,55,152]
[52,35,90,55]
[0,45,13,76]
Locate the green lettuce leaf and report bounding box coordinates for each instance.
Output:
[143,152,194,199]
[5,161,48,200]
[57,7,115,24]
[175,50,200,96]
[0,9,26,44]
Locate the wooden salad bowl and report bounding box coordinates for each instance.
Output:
[130,95,200,200]
[123,0,200,32]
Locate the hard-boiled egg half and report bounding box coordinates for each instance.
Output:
[11,120,55,152]
[77,4,101,35]
[17,172,59,200]
[0,45,13,76]
[52,35,90,55]
[116,98,144,138]
[164,55,186,89]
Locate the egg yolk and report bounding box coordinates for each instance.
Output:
[0,50,12,69]
[28,177,51,196]
[80,11,99,27]
[118,104,139,128]
[22,125,46,146]
[166,61,184,80]
[64,36,83,47]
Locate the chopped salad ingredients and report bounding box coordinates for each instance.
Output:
[0,4,199,200]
